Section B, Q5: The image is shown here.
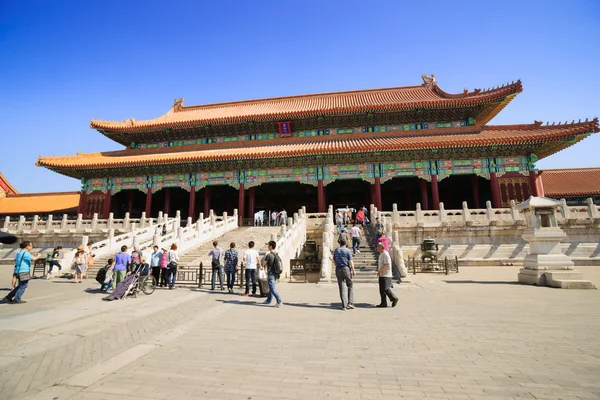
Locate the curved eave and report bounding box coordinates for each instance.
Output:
[90,81,522,134]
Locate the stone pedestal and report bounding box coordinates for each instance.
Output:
[517,197,596,289]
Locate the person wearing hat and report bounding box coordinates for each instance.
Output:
[71,245,88,283]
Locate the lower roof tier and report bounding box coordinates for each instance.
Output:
[38,120,599,179]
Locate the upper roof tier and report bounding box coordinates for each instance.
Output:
[541,167,600,197]
[38,119,599,179]
[90,76,523,145]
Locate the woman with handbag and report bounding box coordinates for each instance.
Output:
[3,241,40,304]
[71,245,87,283]
[166,243,179,290]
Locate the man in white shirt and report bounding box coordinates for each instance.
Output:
[350,224,362,255]
[243,241,259,296]
[376,243,398,308]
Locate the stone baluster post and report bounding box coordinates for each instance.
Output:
[415,203,423,225]
[559,199,571,219]
[17,216,25,231]
[2,216,9,231]
[178,227,185,246]
[153,227,161,247]
[279,223,287,237]
[197,212,204,232]
[223,212,228,230]
[46,215,53,231]
[61,214,68,230]
[140,212,147,229]
[510,200,520,221]
[485,201,494,222]
[157,211,164,225]
[148,218,154,229]
[293,213,299,224]
[31,215,39,231]
[108,229,115,253]
[462,201,471,223]
[392,203,399,226]
[438,202,446,222]
[130,222,136,232]
[175,211,181,229]
[75,214,83,231]
[107,213,114,230]
[124,212,130,230]
[91,213,98,230]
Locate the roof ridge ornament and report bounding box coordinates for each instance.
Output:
[173,98,184,112]
[421,74,437,88]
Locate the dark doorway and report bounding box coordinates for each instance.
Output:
[110,190,146,218]
[381,177,421,211]
[325,179,371,211]
[438,175,492,209]
[210,185,239,216]
[254,182,318,214]
[169,188,190,218]
[151,189,166,218]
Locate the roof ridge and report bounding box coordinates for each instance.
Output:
[7,191,80,197]
[485,118,599,131]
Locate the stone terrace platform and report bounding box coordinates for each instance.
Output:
[1,266,600,400]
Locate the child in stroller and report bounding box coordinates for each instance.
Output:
[102,256,156,301]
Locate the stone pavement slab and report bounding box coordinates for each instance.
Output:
[2,266,600,400]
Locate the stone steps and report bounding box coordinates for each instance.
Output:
[544,271,597,289]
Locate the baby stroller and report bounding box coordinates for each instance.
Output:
[103,264,156,301]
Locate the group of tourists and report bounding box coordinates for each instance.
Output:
[208,239,283,306]
[101,243,179,292]
[336,205,369,231]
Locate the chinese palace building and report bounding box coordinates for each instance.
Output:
[35,75,599,223]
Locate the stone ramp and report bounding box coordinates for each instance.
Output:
[179,226,281,269]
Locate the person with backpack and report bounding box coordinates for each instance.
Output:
[96,258,115,292]
[223,242,239,294]
[166,243,179,290]
[333,238,355,311]
[375,217,384,241]
[261,240,283,307]
[3,241,41,304]
[209,241,224,291]
[46,246,63,279]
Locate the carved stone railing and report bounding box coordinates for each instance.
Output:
[319,206,335,282]
[371,198,600,229]
[268,208,308,279]
[2,211,174,235]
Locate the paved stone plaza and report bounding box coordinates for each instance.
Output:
[1,266,600,400]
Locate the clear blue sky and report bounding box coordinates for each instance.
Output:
[0,0,598,193]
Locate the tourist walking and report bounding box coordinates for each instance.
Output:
[376,242,398,308]
[333,239,355,311]
[270,211,277,226]
[3,241,40,304]
[209,241,224,290]
[71,245,88,283]
[262,240,283,307]
[350,224,362,255]
[243,241,259,296]
[166,243,179,289]
[46,246,63,279]
[113,245,131,289]
[374,217,384,241]
[278,209,287,226]
[150,245,161,284]
[336,210,343,232]
[159,247,168,287]
[356,208,365,226]
[161,225,167,236]
[223,242,238,293]
[83,241,95,279]
[344,205,351,224]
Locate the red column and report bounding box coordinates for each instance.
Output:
[370,183,376,207]
[203,187,211,216]
[317,180,325,212]
[103,190,112,219]
[471,174,481,208]
[127,191,135,215]
[145,188,153,217]
[163,188,171,215]
[528,171,538,197]
[490,172,501,208]
[248,187,255,219]
[431,175,440,210]
[537,173,545,197]
[238,184,245,225]
[374,178,382,210]
[77,191,87,216]
[188,187,196,219]
[420,179,429,210]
